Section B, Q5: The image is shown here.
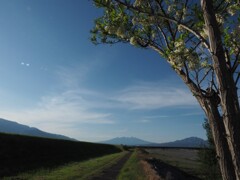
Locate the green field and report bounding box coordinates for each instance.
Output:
[0,132,121,178]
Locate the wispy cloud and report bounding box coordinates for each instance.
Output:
[143,112,203,120]
[0,89,115,138]
[139,119,151,123]
[113,82,198,110]
[0,90,114,124]
[0,63,201,141]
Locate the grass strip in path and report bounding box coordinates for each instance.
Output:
[117,150,148,180]
[3,152,127,180]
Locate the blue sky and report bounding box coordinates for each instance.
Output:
[0,0,206,142]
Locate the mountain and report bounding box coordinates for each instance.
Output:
[101,136,207,148]
[100,137,153,146]
[149,137,208,148]
[0,118,76,141]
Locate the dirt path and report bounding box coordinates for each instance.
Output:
[90,152,132,180]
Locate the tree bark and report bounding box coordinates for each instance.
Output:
[201,0,240,179]
[200,98,236,180]
[175,69,236,179]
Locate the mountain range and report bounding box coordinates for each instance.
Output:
[101,136,208,148]
[0,118,207,147]
[0,118,75,141]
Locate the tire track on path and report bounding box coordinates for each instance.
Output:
[90,151,132,180]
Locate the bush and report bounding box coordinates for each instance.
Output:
[198,119,221,180]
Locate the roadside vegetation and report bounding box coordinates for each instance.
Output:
[144,148,202,178]
[198,119,221,179]
[0,131,223,179]
[0,132,121,178]
[4,152,126,180]
[117,149,148,180]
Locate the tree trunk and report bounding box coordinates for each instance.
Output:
[201,0,240,179]
[175,69,236,179]
[200,98,236,180]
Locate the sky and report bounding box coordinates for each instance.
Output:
[0,0,207,143]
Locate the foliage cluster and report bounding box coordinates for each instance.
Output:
[92,0,240,78]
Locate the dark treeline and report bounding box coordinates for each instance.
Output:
[0,132,121,177]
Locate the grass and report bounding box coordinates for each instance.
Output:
[145,148,203,178]
[0,132,121,178]
[4,152,127,180]
[117,149,147,180]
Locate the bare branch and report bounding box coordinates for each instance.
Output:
[149,43,164,56]
[190,40,202,52]
[157,26,170,49]
[183,61,190,81]
[214,0,227,11]
[235,72,240,85]
[175,68,203,98]
[156,0,175,38]
[232,51,240,73]
[199,67,213,85]
[194,69,202,91]
[173,0,189,37]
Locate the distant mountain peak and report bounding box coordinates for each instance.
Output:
[153,136,208,148]
[100,136,207,148]
[0,118,76,141]
[100,136,153,145]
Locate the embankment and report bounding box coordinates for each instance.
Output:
[0,132,121,177]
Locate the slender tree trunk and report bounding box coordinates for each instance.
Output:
[201,0,240,179]
[200,98,236,180]
[175,69,236,179]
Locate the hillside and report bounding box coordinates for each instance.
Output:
[150,137,208,148]
[0,118,75,141]
[101,136,207,148]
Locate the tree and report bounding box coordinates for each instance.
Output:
[91,0,240,179]
[198,118,221,179]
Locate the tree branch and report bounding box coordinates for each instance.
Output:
[149,43,164,56]
[114,0,210,49]
[157,26,170,49]
[199,67,213,85]
[175,68,203,98]
[235,72,240,85]
[232,51,240,73]
[157,0,175,38]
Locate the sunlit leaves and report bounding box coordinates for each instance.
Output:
[91,0,240,78]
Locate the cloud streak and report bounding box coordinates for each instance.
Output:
[113,82,198,110]
[0,80,198,128]
[1,90,114,124]
[0,64,201,141]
